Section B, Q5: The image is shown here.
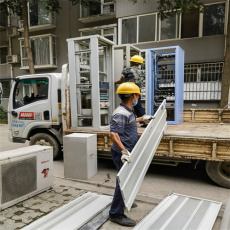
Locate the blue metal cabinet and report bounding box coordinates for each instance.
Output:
[146,46,184,125]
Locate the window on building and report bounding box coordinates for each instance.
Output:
[0,47,7,64]
[203,3,225,36]
[81,0,115,18]
[80,25,117,43]
[0,11,7,28]
[181,9,199,38]
[122,18,137,44]
[0,80,10,98]
[139,14,156,42]
[19,0,55,29]
[20,35,57,69]
[160,12,180,40]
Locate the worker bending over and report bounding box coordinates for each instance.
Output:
[109,82,153,226]
[115,55,146,119]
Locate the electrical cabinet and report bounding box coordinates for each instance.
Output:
[146,46,184,125]
[64,133,97,180]
[67,35,115,130]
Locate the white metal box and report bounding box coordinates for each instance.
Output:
[0,145,53,210]
[64,133,97,180]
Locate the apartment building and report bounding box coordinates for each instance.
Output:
[0,0,227,109]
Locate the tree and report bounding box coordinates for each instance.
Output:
[158,0,230,108]
[130,0,229,108]
[0,0,100,74]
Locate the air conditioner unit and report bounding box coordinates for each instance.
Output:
[7,26,18,37]
[6,55,19,64]
[0,145,53,210]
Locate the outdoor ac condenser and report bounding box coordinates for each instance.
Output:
[0,145,53,210]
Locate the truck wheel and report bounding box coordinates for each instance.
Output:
[29,133,61,160]
[206,161,230,189]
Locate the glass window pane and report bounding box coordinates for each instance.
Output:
[29,0,49,26]
[139,14,156,42]
[103,5,114,14]
[181,9,199,38]
[82,1,101,17]
[122,18,137,44]
[31,37,50,65]
[0,47,7,64]
[14,78,49,109]
[160,13,179,40]
[104,28,114,35]
[203,3,225,36]
[104,35,113,41]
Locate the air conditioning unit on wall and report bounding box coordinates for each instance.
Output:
[6,55,19,64]
[7,27,19,37]
[0,145,53,210]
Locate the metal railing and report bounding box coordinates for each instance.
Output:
[159,62,223,101]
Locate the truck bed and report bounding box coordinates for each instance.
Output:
[64,122,230,162]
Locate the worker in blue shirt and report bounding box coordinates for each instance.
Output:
[109,82,153,226]
[115,55,146,119]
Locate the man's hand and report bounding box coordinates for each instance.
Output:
[143,115,155,124]
[121,149,132,163]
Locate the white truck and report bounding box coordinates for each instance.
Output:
[7,35,230,189]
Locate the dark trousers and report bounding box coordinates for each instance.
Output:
[109,148,125,217]
[134,96,145,117]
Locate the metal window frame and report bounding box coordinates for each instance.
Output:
[117,100,167,211]
[19,34,57,69]
[159,11,181,41]
[80,0,115,18]
[118,12,158,45]
[79,24,117,44]
[183,62,223,101]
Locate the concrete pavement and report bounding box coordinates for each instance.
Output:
[0,124,229,229]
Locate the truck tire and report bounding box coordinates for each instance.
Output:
[29,133,61,160]
[206,161,230,189]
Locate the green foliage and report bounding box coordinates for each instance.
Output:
[0,0,101,16]
[128,0,203,20]
[0,106,8,124]
[157,0,203,20]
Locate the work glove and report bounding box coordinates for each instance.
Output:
[143,115,155,124]
[121,149,132,164]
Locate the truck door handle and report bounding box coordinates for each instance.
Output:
[11,111,18,117]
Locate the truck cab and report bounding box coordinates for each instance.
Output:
[8,73,63,159]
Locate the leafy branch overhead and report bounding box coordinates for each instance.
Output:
[0,0,101,16]
[129,0,203,20]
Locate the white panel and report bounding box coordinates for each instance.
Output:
[22,192,112,230]
[0,146,53,210]
[133,193,222,230]
[64,133,97,180]
[117,100,167,211]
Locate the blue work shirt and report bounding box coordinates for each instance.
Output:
[110,104,138,153]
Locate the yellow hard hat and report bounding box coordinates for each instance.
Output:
[129,55,143,64]
[116,82,143,95]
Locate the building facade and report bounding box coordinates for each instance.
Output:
[0,0,227,109]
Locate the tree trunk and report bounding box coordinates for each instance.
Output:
[220,6,230,108]
[22,0,35,74]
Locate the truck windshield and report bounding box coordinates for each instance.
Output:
[13,78,49,109]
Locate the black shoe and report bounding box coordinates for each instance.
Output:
[109,214,136,226]
[131,203,137,208]
[141,124,148,128]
